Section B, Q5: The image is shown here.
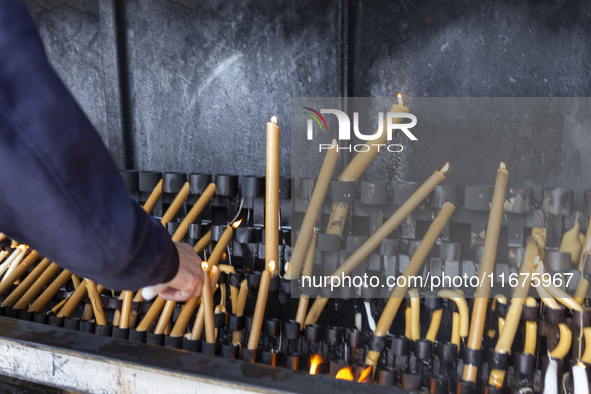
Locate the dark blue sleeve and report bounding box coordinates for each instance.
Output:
[0,0,179,290]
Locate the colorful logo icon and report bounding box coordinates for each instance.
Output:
[303,107,329,132]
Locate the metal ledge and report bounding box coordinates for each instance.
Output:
[0,317,418,393]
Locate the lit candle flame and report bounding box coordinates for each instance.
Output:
[577,361,586,369]
[500,162,507,170]
[232,218,243,228]
[17,244,28,251]
[268,260,276,272]
[271,116,277,125]
[335,367,354,380]
[357,365,372,383]
[202,261,209,270]
[397,93,403,106]
[309,354,323,375]
[440,162,450,174]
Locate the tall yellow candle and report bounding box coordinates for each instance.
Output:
[247,260,274,350]
[188,267,220,340]
[201,261,216,343]
[463,162,508,383]
[305,164,450,326]
[364,202,456,367]
[285,141,339,279]
[266,116,280,274]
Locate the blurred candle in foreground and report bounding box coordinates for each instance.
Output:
[573,362,590,394]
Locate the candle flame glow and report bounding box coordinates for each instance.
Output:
[397,93,403,106]
[500,162,506,170]
[268,260,276,272]
[309,354,324,375]
[335,367,354,381]
[577,361,586,369]
[271,116,277,125]
[440,162,450,174]
[17,244,28,251]
[202,261,209,270]
[232,218,243,228]
[357,365,372,382]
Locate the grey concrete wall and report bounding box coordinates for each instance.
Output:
[22,0,591,195]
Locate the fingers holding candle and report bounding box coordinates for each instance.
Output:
[156,242,204,301]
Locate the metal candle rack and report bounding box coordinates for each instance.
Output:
[1,169,591,393]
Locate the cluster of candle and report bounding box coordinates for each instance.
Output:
[2,97,591,394]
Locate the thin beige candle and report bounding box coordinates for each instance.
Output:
[119,291,133,329]
[364,202,455,367]
[247,260,274,349]
[2,258,53,307]
[86,279,107,325]
[188,266,220,340]
[201,261,215,343]
[136,297,166,332]
[285,141,339,279]
[112,293,123,327]
[171,183,216,242]
[463,162,509,383]
[169,297,199,337]
[236,278,249,316]
[71,275,81,289]
[194,230,212,254]
[143,179,164,215]
[232,278,249,344]
[437,290,469,339]
[266,116,280,274]
[160,182,190,226]
[0,250,40,296]
[49,298,68,315]
[0,245,28,280]
[27,269,72,312]
[493,237,542,355]
[305,164,450,326]
[295,235,318,329]
[409,289,421,341]
[57,280,88,318]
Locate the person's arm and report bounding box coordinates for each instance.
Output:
[0,0,200,296]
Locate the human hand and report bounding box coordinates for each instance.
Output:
[141,242,204,301]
